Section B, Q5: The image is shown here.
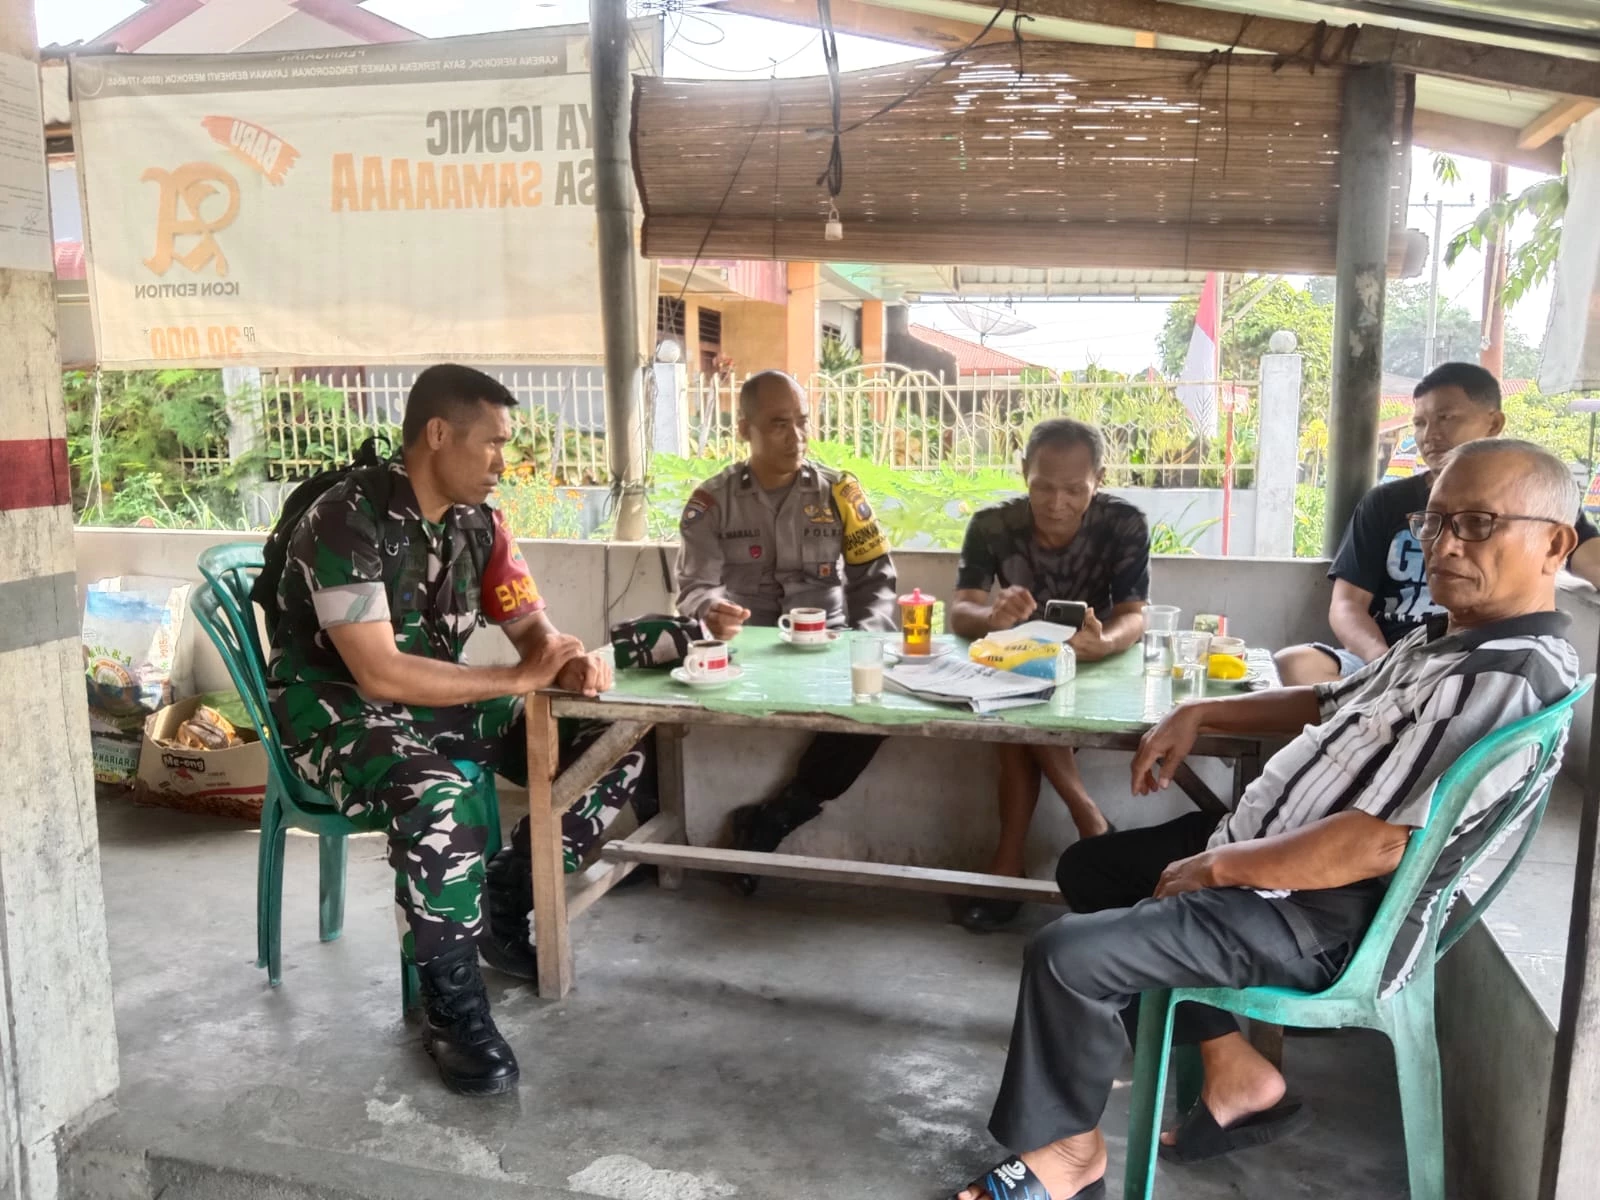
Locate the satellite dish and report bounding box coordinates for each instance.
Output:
[945,302,1036,344]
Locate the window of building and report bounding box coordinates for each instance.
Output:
[657,295,686,338]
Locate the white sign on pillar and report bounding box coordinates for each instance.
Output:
[1255,352,1305,558]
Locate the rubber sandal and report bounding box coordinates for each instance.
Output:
[1157,1097,1313,1165]
[952,1156,1106,1200]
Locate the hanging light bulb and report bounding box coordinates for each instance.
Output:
[824,199,843,242]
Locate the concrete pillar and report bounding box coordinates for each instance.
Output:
[682,297,701,380]
[785,262,820,382]
[1323,64,1396,556]
[0,3,120,1197]
[1253,353,1304,557]
[588,0,646,540]
[860,300,886,367]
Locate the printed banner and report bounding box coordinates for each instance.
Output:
[71,25,658,368]
[1385,433,1420,479]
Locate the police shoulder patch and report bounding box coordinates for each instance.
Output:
[680,487,717,526]
[831,471,889,565]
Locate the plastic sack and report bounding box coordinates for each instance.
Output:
[82,576,192,736]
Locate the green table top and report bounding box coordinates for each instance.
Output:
[594,627,1276,738]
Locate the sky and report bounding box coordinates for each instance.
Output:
[38,0,1559,376]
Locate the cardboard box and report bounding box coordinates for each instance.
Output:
[135,697,267,821]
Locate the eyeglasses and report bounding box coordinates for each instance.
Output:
[1407,510,1565,542]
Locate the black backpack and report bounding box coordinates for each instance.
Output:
[253,436,492,646]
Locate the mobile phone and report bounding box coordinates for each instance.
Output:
[1044,600,1088,631]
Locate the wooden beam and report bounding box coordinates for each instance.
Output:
[600,841,1069,903]
[1018,0,1600,98]
[565,813,685,920]
[1519,96,1597,149]
[1413,110,1564,174]
[549,718,652,813]
[712,0,1600,100]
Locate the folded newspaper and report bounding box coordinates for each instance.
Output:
[885,656,1054,714]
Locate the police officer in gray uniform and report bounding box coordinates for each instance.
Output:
[677,371,897,891]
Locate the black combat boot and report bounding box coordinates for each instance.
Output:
[417,943,520,1096]
[726,783,823,896]
[479,846,537,982]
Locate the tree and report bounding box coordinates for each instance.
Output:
[1379,280,1536,379]
[1160,277,1333,425]
[1300,278,1540,381]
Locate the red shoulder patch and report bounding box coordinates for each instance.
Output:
[681,488,717,524]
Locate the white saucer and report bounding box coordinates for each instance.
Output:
[780,629,840,650]
[884,639,955,663]
[671,664,745,689]
[1208,669,1267,691]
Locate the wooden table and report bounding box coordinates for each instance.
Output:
[523,630,1278,1000]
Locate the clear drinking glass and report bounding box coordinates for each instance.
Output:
[1171,631,1213,700]
[851,635,885,704]
[1143,605,1181,677]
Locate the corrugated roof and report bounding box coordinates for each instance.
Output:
[634,41,1414,275]
[908,324,1039,375]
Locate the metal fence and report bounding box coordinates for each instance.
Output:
[686,368,1257,485]
[258,366,609,483]
[172,363,1253,489]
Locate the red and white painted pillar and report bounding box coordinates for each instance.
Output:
[0,2,119,1195]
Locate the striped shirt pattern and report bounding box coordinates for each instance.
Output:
[1208,610,1579,992]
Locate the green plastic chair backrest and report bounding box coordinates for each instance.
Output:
[197,543,268,667]
[189,579,306,792]
[1327,677,1592,999]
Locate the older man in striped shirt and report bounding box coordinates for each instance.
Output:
[953,438,1583,1200]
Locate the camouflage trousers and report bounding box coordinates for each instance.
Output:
[288,694,654,963]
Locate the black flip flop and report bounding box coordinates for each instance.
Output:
[952,1156,1106,1200]
[1158,1097,1313,1165]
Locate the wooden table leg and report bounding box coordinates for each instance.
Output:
[1248,1018,1285,1069]
[526,693,573,998]
[655,726,687,890]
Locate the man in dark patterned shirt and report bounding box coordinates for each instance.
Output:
[949,419,1151,931]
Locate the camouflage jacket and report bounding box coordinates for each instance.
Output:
[675,460,897,632]
[268,460,543,745]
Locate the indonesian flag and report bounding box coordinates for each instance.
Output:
[1176,272,1221,439]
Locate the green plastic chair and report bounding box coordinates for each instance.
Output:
[1124,677,1593,1200]
[192,543,502,1013]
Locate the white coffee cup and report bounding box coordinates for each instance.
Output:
[684,639,731,682]
[1211,635,1247,659]
[779,607,829,643]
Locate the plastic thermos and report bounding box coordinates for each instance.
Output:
[898,588,934,656]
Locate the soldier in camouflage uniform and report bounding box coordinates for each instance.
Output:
[676,370,897,892]
[269,364,647,1096]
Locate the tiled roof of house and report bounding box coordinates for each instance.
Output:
[907,324,1038,375]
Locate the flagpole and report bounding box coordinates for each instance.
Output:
[1218,273,1232,556]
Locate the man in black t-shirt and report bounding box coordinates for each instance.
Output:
[1277,362,1600,685]
[948,418,1151,932]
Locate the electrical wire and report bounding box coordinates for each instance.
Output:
[670,79,778,305]
[816,0,842,198]
[670,29,821,75]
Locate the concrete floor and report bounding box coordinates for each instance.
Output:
[88,797,1414,1200]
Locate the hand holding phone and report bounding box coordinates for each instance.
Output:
[1044,600,1088,631]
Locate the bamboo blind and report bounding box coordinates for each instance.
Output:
[633,42,1414,275]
